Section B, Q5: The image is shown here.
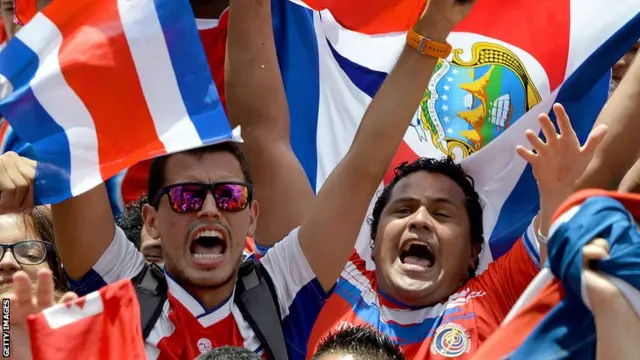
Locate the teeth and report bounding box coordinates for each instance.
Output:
[195,229,223,239]
[192,253,223,259]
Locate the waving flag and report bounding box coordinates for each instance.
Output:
[271,0,640,268]
[473,189,640,359]
[0,0,235,205]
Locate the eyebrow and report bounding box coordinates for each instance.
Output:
[390,196,461,208]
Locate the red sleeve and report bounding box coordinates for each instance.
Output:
[474,222,540,319]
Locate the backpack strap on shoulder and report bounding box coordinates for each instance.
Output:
[235,259,289,360]
[132,263,168,340]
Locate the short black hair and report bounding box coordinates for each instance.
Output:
[195,346,261,360]
[147,142,252,209]
[115,194,149,249]
[368,157,484,275]
[313,325,405,360]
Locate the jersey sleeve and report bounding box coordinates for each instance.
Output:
[65,225,145,296]
[259,227,330,358]
[475,219,540,320]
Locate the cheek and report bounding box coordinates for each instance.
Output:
[377,219,404,257]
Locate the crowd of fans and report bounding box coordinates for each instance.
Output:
[0,0,639,359]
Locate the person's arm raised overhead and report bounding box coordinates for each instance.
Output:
[298,0,477,292]
[576,50,640,191]
[225,0,315,248]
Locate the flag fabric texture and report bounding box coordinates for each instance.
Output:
[271,0,640,268]
[0,0,236,205]
[471,189,640,359]
[28,279,146,360]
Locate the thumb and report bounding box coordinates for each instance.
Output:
[581,124,608,157]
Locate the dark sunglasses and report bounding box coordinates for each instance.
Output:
[0,240,54,266]
[152,182,253,214]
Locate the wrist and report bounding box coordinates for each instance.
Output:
[413,17,453,43]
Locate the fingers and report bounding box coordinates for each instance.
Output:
[35,268,55,310]
[0,152,35,213]
[538,113,557,144]
[581,124,609,157]
[58,292,78,304]
[516,145,537,164]
[524,129,547,154]
[583,237,610,268]
[12,271,33,306]
[553,103,577,138]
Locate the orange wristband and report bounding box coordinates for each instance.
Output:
[406,28,452,58]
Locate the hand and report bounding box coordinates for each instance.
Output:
[582,238,619,305]
[416,0,477,39]
[2,270,77,360]
[0,152,37,214]
[517,103,608,194]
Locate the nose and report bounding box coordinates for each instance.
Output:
[408,206,432,232]
[0,250,21,273]
[197,192,222,220]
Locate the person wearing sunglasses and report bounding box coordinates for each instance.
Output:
[0,0,479,359]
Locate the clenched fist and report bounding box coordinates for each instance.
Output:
[0,151,37,213]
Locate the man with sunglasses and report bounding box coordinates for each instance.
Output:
[0,0,479,358]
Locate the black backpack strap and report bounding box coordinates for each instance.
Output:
[235,259,289,360]
[132,263,168,340]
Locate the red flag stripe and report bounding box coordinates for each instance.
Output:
[44,0,166,181]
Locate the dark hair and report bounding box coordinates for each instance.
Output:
[19,206,67,291]
[195,346,261,360]
[368,157,484,275]
[314,325,405,360]
[148,142,252,209]
[115,194,149,249]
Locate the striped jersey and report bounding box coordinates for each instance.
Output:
[67,226,328,359]
[306,220,540,359]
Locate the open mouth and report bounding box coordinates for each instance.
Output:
[189,229,227,262]
[399,242,436,270]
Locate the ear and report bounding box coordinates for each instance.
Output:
[467,241,482,271]
[247,200,259,237]
[142,204,161,240]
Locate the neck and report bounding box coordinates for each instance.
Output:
[191,0,229,19]
[182,277,236,311]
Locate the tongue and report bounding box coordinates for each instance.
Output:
[192,242,223,255]
[403,256,432,268]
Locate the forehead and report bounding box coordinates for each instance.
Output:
[0,215,38,245]
[163,151,245,185]
[388,171,467,205]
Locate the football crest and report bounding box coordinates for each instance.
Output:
[411,42,542,161]
[430,322,471,358]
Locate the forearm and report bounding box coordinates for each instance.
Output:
[225,0,289,142]
[576,51,640,190]
[300,21,453,291]
[52,184,115,279]
[593,294,640,360]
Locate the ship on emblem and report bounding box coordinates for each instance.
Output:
[411,42,542,160]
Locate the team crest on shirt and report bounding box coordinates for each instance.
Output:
[197,338,212,353]
[411,41,542,161]
[430,322,471,358]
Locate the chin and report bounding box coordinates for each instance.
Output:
[183,267,235,289]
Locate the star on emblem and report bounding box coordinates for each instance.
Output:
[442,105,449,111]
[447,128,454,134]
[444,85,451,91]
[442,95,449,101]
[447,77,454,82]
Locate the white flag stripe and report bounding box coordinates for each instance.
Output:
[565,0,640,78]
[18,14,102,196]
[118,0,202,154]
[42,291,104,330]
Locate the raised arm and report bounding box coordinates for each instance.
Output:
[51,184,116,279]
[225,0,315,247]
[297,1,477,291]
[0,151,114,279]
[576,50,640,190]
